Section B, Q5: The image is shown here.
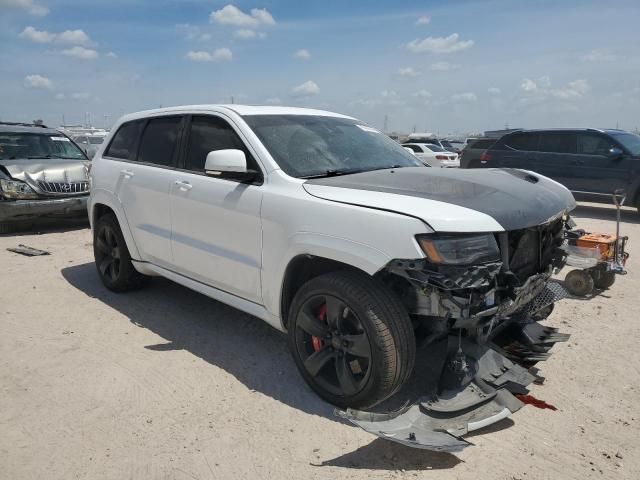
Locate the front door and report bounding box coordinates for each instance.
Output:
[169,114,263,304]
[573,132,632,195]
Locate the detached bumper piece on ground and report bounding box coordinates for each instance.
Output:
[336,274,573,452]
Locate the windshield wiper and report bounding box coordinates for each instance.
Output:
[27,154,68,159]
[299,168,365,179]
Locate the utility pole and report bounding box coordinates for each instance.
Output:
[383,114,388,133]
[231,96,235,104]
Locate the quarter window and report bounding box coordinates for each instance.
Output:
[105,121,144,160]
[577,134,612,155]
[505,133,539,151]
[138,116,182,166]
[538,133,576,154]
[403,144,422,153]
[185,115,255,172]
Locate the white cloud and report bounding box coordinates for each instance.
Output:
[521,78,537,92]
[581,49,616,62]
[210,4,275,27]
[61,46,99,60]
[291,80,319,97]
[416,15,431,25]
[451,92,477,102]
[55,93,65,100]
[550,79,590,99]
[176,23,212,41]
[294,49,311,60]
[397,67,419,77]
[106,51,118,59]
[234,29,256,39]
[19,26,54,43]
[406,33,473,54]
[19,26,91,45]
[0,0,48,16]
[381,90,398,98]
[568,79,589,94]
[186,48,233,62]
[538,75,551,88]
[412,89,432,98]
[430,61,460,71]
[488,87,501,95]
[24,74,53,89]
[71,92,90,100]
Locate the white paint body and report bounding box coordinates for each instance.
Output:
[88,105,502,332]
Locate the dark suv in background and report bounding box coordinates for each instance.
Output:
[460,137,497,168]
[468,128,640,210]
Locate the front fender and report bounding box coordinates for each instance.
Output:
[89,188,141,260]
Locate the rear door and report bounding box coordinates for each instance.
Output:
[111,115,184,267]
[534,132,577,187]
[169,114,263,303]
[493,132,539,169]
[574,132,632,194]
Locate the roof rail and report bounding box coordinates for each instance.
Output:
[0,121,48,128]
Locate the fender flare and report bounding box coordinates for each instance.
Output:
[89,189,141,260]
[263,232,394,324]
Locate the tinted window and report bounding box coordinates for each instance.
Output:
[538,133,576,154]
[402,144,422,153]
[185,116,254,172]
[577,134,612,155]
[138,117,182,166]
[505,133,538,151]
[105,121,144,160]
[471,139,496,149]
[424,144,446,152]
[611,132,640,155]
[88,137,104,145]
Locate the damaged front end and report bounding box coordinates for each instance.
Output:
[337,216,575,451]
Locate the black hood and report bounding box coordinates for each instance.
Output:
[305,167,576,231]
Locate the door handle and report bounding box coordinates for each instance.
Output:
[174,180,193,191]
[120,169,134,178]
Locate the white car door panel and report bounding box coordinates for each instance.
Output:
[170,175,263,303]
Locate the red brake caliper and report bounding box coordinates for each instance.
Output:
[311,303,327,352]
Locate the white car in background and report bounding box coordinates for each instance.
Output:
[402,142,460,168]
[72,133,107,159]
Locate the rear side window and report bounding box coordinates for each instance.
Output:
[185,115,256,172]
[577,134,612,155]
[538,133,576,154]
[504,133,539,151]
[402,144,422,153]
[138,116,183,166]
[472,139,496,149]
[105,121,144,160]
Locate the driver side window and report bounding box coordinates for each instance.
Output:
[185,115,257,173]
[577,133,612,156]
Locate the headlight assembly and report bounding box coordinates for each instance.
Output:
[0,178,39,200]
[416,233,500,265]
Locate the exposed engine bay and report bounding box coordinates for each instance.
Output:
[336,216,577,451]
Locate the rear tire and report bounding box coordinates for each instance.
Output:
[288,270,415,409]
[93,213,149,292]
[565,269,594,297]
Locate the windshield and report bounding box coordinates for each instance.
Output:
[244,115,421,178]
[88,137,104,145]
[0,133,87,160]
[611,132,640,155]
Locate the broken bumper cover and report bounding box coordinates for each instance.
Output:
[0,196,88,222]
[335,282,573,452]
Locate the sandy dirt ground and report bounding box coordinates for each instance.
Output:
[1,202,639,480]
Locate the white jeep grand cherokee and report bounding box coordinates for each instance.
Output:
[89,105,577,450]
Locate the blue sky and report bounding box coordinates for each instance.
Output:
[1,0,639,134]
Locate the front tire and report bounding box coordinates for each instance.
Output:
[288,271,415,409]
[93,213,149,292]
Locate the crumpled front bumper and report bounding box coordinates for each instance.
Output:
[0,196,88,222]
[335,279,573,452]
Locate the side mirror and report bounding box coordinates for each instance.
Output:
[205,149,247,174]
[204,149,258,182]
[608,147,624,159]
